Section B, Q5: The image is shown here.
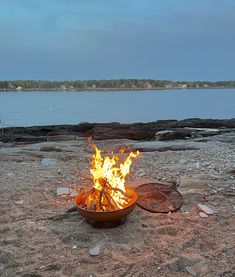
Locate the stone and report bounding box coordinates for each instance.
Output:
[155,129,193,141]
[89,245,100,256]
[14,200,24,205]
[199,212,208,218]
[197,204,214,215]
[55,187,77,197]
[56,187,70,196]
[179,176,211,195]
[231,184,235,190]
[129,140,217,152]
[185,266,199,277]
[40,157,57,166]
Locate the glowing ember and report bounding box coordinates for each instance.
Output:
[76,143,140,212]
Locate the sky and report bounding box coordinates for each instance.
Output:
[0,0,235,81]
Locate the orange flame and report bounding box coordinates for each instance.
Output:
[90,144,140,209]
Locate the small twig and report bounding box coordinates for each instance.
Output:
[36,211,77,221]
[76,174,93,181]
[68,184,87,190]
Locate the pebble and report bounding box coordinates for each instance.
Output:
[197,203,214,215]
[56,187,70,196]
[89,245,100,256]
[40,157,57,166]
[6,172,13,176]
[199,212,208,218]
[14,200,24,205]
[55,187,77,197]
[185,266,199,277]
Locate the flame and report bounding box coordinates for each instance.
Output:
[89,144,140,209]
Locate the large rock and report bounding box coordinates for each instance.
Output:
[129,140,218,152]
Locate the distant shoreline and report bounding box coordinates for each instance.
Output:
[1,86,235,92]
[1,79,235,92]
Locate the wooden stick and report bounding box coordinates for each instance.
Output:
[105,191,119,210]
[68,184,87,190]
[104,186,132,198]
[99,190,105,211]
[103,189,116,210]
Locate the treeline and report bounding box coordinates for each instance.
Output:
[0,79,235,91]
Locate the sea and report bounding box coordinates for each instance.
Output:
[0,89,234,127]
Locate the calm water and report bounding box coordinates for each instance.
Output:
[0,89,234,127]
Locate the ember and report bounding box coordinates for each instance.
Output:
[75,143,140,213]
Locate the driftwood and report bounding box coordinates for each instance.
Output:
[36,210,77,221]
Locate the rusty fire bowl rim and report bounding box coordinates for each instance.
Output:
[75,188,137,222]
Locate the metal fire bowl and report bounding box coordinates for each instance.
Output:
[75,188,137,222]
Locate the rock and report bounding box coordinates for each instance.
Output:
[185,266,199,277]
[178,176,211,194]
[129,140,217,152]
[40,157,57,166]
[55,187,77,197]
[197,204,214,215]
[56,187,70,196]
[155,129,193,141]
[89,245,100,256]
[1,119,235,143]
[6,171,13,176]
[199,212,208,218]
[14,200,24,205]
[231,184,235,190]
[229,168,235,174]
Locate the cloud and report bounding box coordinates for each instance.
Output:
[0,0,235,80]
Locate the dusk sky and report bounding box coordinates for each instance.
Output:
[0,0,235,81]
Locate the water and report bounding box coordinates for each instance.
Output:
[0,89,234,127]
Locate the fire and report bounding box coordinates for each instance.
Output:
[75,143,140,212]
[89,144,140,210]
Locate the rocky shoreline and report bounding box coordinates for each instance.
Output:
[1,118,235,143]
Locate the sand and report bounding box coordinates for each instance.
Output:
[0,138,235,277]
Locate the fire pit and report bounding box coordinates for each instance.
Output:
[74,143,140,224]
[75,188,137,222]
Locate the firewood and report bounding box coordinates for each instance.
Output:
[75,189,85,205]
[103,189,116,210]
[104,186,132,198]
